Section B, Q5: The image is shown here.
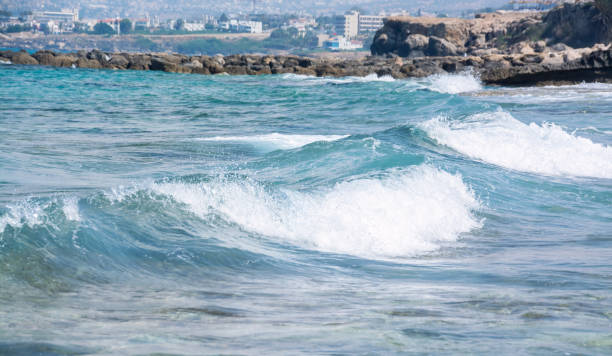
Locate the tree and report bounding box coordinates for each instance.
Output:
[94,22,114,35]
[174,18,185,31]
[0,10,11,18]
[219,13,229,22]
[39,23,50,34]
[73,22,89,33]
[120,18,132,34]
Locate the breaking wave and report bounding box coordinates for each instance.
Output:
[421,111,612,178]
[149,166,481,259]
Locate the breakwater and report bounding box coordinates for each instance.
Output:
[2,46,612,85]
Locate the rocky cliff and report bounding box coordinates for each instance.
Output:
[371,2,612,58]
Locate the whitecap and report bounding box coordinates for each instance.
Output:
[421,111,612,178]
[198,133,348,150]
[148,166,481,259]
[280,72,395,84]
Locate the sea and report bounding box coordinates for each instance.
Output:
[1,63,611,355]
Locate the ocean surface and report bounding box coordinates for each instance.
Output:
[1,64,611,355]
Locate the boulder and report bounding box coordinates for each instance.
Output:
[52,55,77,67]
[32,51,55,65]
[76,58,102,69]
[127,54,151,70]
[399,34,429,57]
[150,57,178,72]
[427,36,458,56]
[534,40,547,53]
[10,51,38,65]
[109,54,129,69]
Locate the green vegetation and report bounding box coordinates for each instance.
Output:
[174,29,318,55]
[133,36,159,51]
[0,10,11,18]
[94,22,115,35]
[1,24,32,33]
[120,19,132,34]
[175,19,185,31]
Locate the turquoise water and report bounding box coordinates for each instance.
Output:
[1,64,612,355]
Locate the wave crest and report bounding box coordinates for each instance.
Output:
[149,166,481,259]
[421,111,612,178]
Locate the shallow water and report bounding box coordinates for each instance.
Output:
[1,65,611,355]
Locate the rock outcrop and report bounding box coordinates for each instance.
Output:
[371,2,612,58]
[2,46,612,86]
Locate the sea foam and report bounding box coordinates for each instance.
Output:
[425,72,483,94]
[199,133,348,150]
[280,73,396,83]
[0,197,81,233]
[149,166,481,259]
[421,111,612,178]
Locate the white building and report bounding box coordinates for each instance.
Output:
[334,11,359,39]
[288,18,316,36]
[358,14,385,33]
[32,9,79,25]
[323,36,363,50]
[221,20,262,33]
[184,22,206,32]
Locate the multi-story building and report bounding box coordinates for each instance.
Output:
[358,14,385,33]
[32,8,79,25]
[334,10,359,39]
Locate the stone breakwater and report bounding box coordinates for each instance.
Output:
[2,47,612,85]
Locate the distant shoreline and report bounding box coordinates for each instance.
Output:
[2,47,612,86]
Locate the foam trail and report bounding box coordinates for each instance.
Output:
[199,133,348,150]
[149,166,481,259]
[421,111,612,178]
[281,73,396,83]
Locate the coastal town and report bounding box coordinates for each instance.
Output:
[0,0,582,54]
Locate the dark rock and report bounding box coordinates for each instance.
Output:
[150,57,178,72]
[428,36,458,56]
[76,58,102,69]
[109,54,129,69]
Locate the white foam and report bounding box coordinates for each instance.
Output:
[199,133,348,150]
[421,111,612,178]
[475,82,612,103]
[149,166,481,259]
[425,72,483,94]
[62,197,81,222]
[0,201,47,233]
[280,73,396,84]
[0,197,81,233]
[0,59,11,65]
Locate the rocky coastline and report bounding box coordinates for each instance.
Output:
[2,2,612,86]
[2,46,612,86]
